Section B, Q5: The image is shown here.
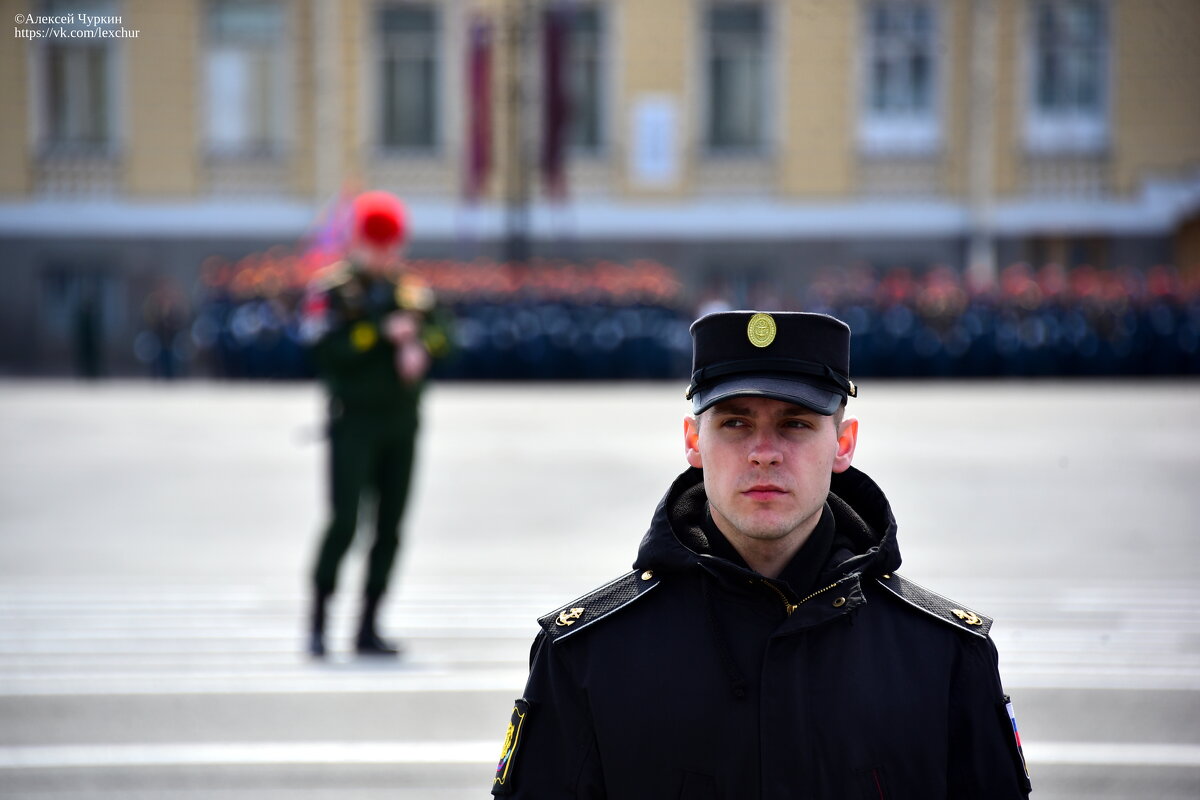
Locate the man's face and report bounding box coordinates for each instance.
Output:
[684,396,857,548]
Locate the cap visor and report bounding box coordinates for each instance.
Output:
[691,376,843,416]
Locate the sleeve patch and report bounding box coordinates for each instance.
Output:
[1005,695,1032,783]
[491,698,530,795]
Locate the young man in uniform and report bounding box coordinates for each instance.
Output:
[492,311,1031,798]
[301,191,452,657]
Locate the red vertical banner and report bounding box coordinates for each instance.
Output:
[465,15,493,202]
[541,5,570,200]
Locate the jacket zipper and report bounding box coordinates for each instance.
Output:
[759,579,840,616]
[760,580,798,615]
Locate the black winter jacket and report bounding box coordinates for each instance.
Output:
[492,465,1032,799]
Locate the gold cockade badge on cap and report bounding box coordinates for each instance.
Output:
[747,313,777,348]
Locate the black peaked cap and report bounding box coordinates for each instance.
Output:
[686,311,856,416]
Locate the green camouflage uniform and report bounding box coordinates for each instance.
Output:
[302,260,452,647]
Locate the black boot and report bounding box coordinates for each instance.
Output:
[356,591,400,657]
[308,590,330,658]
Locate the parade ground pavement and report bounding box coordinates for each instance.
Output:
[0,378,1198,799]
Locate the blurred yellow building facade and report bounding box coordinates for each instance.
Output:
[1,0,1198,372]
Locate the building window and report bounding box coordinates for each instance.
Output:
[37,1,118,153]
[44,44,112,149]
[1025,0,1108,153]
[858,0,940,154]
[379,4,439,151]
[704,2,767,153]
[566,5,604,152]
[205,1,288,157]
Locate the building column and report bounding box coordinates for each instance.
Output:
[313,0,343,203]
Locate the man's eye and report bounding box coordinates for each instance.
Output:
[783,420,811,429]
[720,418,747,428]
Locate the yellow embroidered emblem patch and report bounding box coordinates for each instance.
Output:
[493,699,529,792]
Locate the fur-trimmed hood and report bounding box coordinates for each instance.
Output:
[632,464,901,583]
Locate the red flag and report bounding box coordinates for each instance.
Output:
[465,16,493,202]
[541,6,570,200]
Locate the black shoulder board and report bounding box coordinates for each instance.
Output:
[875,573,993,638]
[537,569,660,642]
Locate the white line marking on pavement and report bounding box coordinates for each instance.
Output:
[0,741,499,769]
[0,670,530,697]
[4,579,1200,693]
[1023,741,1200,768]
[1,740,1197,770]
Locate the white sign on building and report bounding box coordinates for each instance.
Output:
[630,95,680,188]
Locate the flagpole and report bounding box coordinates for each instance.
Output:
[503,0,533,264]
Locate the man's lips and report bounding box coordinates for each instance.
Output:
[742,485,787,500]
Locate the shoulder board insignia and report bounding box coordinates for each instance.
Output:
[538,569,660,642]
[396,275,435,312]
[311,261,352,291]
[875,573,993,638]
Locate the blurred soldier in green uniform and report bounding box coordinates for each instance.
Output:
[300,191,452,657]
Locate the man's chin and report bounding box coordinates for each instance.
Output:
[724,518,797,543]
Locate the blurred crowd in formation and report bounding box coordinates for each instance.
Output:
[798,262,1200,378]
[149,250,1199,381]
[181,252,692,381]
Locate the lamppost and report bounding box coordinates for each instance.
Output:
[966,0,999,288]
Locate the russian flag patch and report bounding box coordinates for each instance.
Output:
[1005,696,1030,780]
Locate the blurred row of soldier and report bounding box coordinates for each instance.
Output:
[174,255,1200,381]
[186,253,693,381]
[798,262,1200,377]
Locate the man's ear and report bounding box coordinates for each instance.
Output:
[832,417,858,474]
[684,416,703,469]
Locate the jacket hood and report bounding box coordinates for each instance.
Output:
[633,465,901,581]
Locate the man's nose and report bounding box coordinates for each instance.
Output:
[748,431,782,466]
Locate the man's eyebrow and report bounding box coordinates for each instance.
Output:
[776,406,819,419]
[709,402,752,416]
